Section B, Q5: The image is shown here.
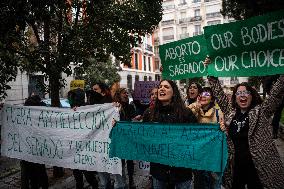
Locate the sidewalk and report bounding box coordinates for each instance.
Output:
[0,156,150,189]
[0,158,77,189]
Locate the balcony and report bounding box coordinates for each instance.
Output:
[180,33,189,39]
[145,44,153,52]
[190,16,202,22]
[193,31,202,36]
[192,0,201,3]
[178,2,187,6]
[161,19,175,26]
[179,17,190,24]
[205,0,216,2]
[163,4,175,10]
[206,12,222,19]
[163,35,175,40]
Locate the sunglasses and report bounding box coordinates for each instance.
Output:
[200,92,211,97]
[235,90,251,97]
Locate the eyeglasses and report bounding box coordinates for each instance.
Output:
[201,92,211,97]
[235,90,251,97]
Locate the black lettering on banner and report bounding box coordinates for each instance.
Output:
[25,136,63,159]
[7,132,22,152]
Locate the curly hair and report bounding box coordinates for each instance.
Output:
[231,82,263,110]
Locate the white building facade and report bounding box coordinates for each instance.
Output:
[155,0,248,90]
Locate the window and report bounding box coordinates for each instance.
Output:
[135,53,138,70]
[135,75,139,82]
[231,77,238,81]
[181,27,187,34]
[180,27,188,39]
[155,75,161,81]
[148,57,152,72]
[162,27,174,40]
[180,11,186,18]
[194,9,200,17]
[193,25,202,36]
[143,56,147,71]
[155,59,160,71]
[149,76,152,81]
[195,25,201,32]
[144,76,147,81]
[127,75,133,90]
[207,20,221,26]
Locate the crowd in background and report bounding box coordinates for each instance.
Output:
[5,61,284,189]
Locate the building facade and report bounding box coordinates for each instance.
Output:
[118,33,161,91]
[154,0,247,90]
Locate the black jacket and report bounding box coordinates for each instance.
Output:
[120,102,137,121]
[143,105,197,182]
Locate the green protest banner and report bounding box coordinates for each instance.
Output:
[110,121,228,173]
[204,10,284,77]
[159,35,208,80]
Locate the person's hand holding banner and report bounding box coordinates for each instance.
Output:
[203,56,211,67]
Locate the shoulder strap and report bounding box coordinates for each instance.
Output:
[215,108,220,123]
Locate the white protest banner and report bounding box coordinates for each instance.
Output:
[1,103,122,175]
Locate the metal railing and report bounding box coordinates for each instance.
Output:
[163,4,175,10]
[178,2,187,6]
[179,17,190,24]
[180,33,189,39]
[193,31,203,36]
[161,19,175,26]
[206,12,222,19]
[163,35,175,40]
[190,16,202,22]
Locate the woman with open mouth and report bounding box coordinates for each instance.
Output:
[143,79,197,189]
[185,82,202,106]
[204,58,284,189]
[188,87,225,189]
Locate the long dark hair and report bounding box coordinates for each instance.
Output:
[113,88,127,103]
[232,82,263,110]
[151,79,188,122]
[186,82,202,101]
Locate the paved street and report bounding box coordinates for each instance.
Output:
[0,157,151,189]
[1,136,284,189]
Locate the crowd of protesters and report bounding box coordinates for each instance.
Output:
[1,59,284,189]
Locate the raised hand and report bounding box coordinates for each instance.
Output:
[203,56,211,66]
